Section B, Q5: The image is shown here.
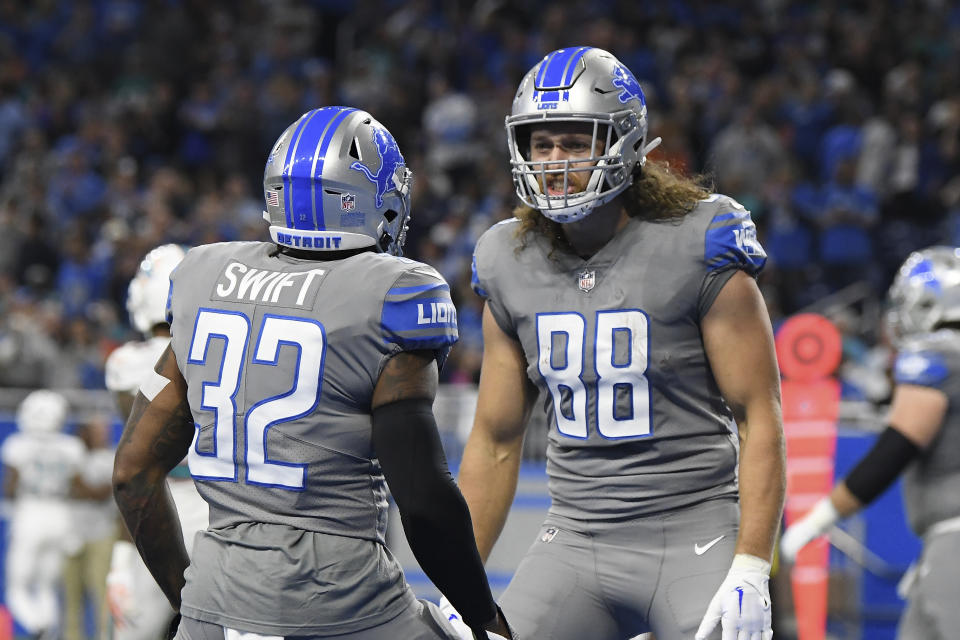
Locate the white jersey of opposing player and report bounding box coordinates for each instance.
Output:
[2,430,85,501]
[2,429,85,634]
[105,335,170,394]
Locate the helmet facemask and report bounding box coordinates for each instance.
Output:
[505,47,661,224]
[507,112,644,223]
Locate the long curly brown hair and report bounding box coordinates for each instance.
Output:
[513,159,713,253]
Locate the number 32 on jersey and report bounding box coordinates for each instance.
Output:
[187,309,326,490]
[537,310,651,439]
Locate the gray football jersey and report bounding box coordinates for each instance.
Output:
[892,330,960,535]
[472,195,766,525]
[167,241,458,635]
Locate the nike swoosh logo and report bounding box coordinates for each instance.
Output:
[694,535,725,555]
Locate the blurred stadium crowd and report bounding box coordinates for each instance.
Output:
[0,0,959,397]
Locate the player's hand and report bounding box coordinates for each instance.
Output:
[780,497,839,562]
[438,596,513,640]
[695,554,772,640]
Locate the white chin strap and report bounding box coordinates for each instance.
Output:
[268,226,375,252]
[537,193,605,223]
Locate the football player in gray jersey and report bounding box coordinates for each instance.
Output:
[782,246,960,639]
[112,107,513,640]
[457,47,785,640]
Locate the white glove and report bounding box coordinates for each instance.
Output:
[438,596,510,640]
[779,497,839,563]
[106,541,138,629]
[695,554,772,640]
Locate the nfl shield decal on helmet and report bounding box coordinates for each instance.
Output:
[578,270,596,292]
[340,193,356,211]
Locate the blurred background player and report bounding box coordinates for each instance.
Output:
[62,416,116,640]
[460,47,784,640]
[2,390,86,638]
[104,244,210,639]
[113,106,512,639]
[781,245,960,640]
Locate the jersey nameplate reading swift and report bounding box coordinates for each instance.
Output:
[211,261,327,309]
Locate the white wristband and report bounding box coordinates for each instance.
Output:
[804,497,840,536]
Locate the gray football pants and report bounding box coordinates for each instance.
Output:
[175,599,460,640]
[897,529,960,640]
[500,498,739,640]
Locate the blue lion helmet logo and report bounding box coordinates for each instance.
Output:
[907,258,942,294]
[350,127,404,208]
[611,64,645,106]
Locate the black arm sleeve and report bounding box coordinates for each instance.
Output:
[844,425,922,505]
[372,398,497,631]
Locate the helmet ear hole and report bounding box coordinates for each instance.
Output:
[383,209,398,223]
[515,125,532,161]
[348,137,361,160]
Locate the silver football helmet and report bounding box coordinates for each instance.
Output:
[127,244,186,334]
[886,246,960,342]
[263,107,413,255]
[506,47,661,223]
[17,389,68,434]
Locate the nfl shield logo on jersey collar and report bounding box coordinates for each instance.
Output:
[578,269,596,292]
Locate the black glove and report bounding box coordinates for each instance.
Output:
[166,613,181,640]
[470,605,515,640]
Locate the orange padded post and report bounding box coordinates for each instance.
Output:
[777,314,842,640]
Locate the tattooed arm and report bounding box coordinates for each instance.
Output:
[112,344,194,610]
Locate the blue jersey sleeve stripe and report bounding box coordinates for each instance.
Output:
[471,254,488,298]
[708,210,750,226]
[386,282,450,297]
[893,352,949,387]
[384,333,458,346]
